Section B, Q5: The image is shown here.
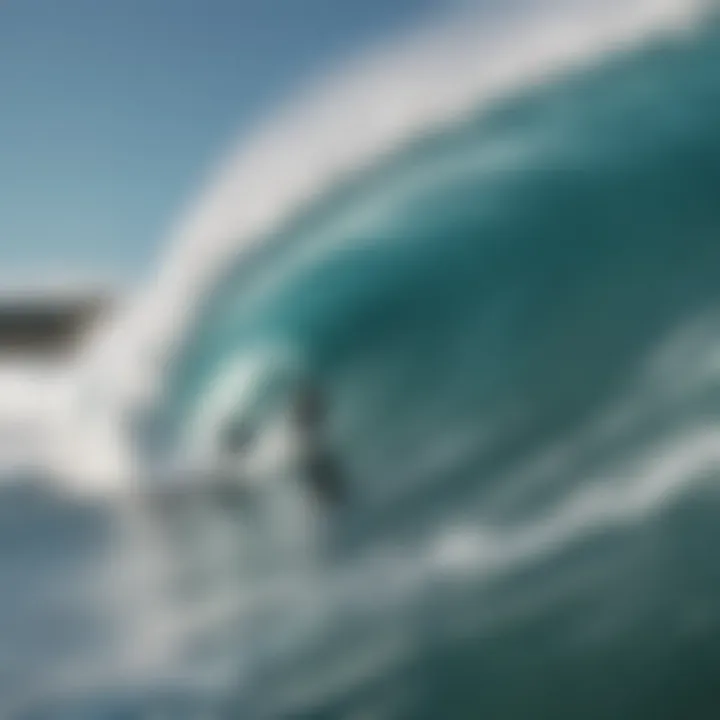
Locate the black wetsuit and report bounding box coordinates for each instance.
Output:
[292,384,347,509]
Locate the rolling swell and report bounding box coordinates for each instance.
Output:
[129,11,720,719]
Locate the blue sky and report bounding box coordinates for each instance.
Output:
[0,0,444,282]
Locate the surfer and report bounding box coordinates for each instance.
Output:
[290,381,347,509]
[215,379,347,511]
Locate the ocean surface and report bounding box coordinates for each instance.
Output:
[5,3,720,717]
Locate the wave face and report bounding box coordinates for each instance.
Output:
[163,12,720,492]
[15,6,720,719]
[104,12,720,717]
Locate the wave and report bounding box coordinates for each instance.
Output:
[69,0,711,475]
[154,1,720,463]
[26,6,720,714]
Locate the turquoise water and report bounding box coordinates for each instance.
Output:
[142,13,720,717]
[165,13,720,532]
[9,9,720,718]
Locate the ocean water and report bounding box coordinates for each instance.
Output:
[7,4,720,718]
